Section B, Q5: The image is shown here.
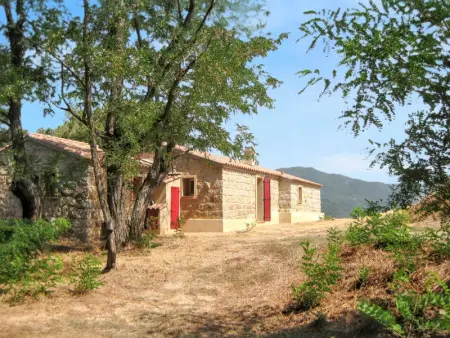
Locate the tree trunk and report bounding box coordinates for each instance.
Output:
[130,154,169,238]
[82,0,116,271]
[106,166,129,246]
[3,1,40,220]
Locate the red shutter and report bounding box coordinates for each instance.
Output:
[263,177,271,222]
[170,187,180,229]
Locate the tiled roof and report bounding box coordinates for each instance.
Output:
[174,146,322,187]
[24,134,322,188]
[28,133,99,160]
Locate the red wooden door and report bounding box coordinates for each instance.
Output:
[170,187,180,229]
[263,177,271,222]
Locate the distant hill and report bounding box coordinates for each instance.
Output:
[278,167,393,218]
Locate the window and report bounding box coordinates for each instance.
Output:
[298,186,303,205]
[182,177,196,197]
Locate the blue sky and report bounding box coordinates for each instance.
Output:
[15,0,413,183]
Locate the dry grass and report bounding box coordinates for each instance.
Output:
[0,218,445,338]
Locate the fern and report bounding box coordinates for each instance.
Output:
[358,275,450,336]
[358,300,404,335]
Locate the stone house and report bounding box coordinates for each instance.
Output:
[0,133,323,241]
[152,148,323,235]
[0,133,115,241]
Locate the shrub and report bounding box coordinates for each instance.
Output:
[345,209,414,250]
[173,213,186,238]
[356,266,370,289]
[70,254,103,294]
[424,224,450,262]
[358,275,450,337]
[7,256,64,304]
[0,218,70,303]
[291,228,343,310]
[350,206,366,220]
[135,233,160,249]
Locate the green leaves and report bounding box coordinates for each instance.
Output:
[70,254,103,294]
[358,300,404,335]
[298,0,450,223]
[0,218,71,303]
[291,231,343,311]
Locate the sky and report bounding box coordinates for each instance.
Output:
[13,0,416,184]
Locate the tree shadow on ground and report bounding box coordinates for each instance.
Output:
[138,304,389,338]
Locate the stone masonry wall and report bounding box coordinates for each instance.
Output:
[270,177,280,214]
[222,168,256,220]
[0,140,92,241]
[0,152,23,219]
[290,183,321,213]
[279,179,292,212]
[176,155,223,219]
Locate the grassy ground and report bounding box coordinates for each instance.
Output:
[0,219,442,338]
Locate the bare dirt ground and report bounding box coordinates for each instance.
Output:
[0,219,382,338]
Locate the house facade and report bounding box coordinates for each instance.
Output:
[0,134,323,241]
[152,149,323,235]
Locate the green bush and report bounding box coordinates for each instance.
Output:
[358,275,450,337]
[291,228,343,310]
[0,218,70,303]
[70,254,103,294]
[424,224,450,262]
[356,266,370,289]
[135,233,160,249]
[345,209,414,250]
[7,256,64,304]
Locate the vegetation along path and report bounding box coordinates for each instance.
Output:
[1,220,355,338]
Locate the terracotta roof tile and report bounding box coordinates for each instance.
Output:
[175,146,322,187]
[24,134,322,188]
[28,133,99,160]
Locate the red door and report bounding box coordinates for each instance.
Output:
[170,187,180,229]
[263,177,271,222]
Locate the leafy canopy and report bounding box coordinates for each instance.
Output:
[37,0,285,177]
[298,0,450,220]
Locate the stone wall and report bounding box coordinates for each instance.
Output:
[270,177,280,215]
[222,168,257,220]
[298,184,321,213]
[175,155,223,219]
[0,151,23,219]
[279,179,321,214]
[0,140,92,241]
[279,179,291,213]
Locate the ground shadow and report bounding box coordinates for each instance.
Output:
[137,304,389,338]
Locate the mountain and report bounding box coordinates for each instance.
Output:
[278,167,393,218]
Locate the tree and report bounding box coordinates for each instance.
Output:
[0,1,61,220]
[298,0,450,221]
[37,0,284,269]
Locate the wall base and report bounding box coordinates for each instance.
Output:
[279,211,324,223]
[179,211,322,233]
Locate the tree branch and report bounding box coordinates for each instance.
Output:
[195,0,214,35]
[2,1,14,27]
[59,63,88,126]
[184,0,195,26]
[176,0,183,22]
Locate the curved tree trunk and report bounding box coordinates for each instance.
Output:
[3,1,40,221]
[82,0,116,271]
[106,166,129,246]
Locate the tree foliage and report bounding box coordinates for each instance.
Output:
[298,0,450,220]
[27,0,285,268]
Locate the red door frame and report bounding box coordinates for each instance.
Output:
[263,177,271,222]
[170,187,180,229]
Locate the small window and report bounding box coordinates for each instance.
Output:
[298,186,303,205]
[182,177,196,197]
